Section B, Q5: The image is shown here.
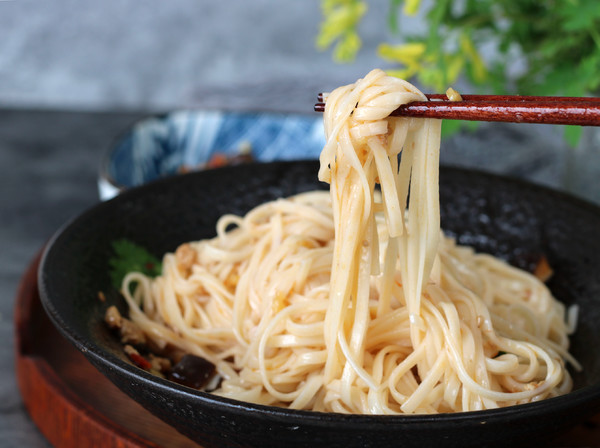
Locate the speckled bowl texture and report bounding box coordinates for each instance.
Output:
[40,161,600,448]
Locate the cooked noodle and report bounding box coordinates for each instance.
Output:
[121,69,578,414]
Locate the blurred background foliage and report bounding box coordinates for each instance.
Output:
[317,0,600,144]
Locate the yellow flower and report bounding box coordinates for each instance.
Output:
[446,54,465,85]
[459,34,487,83]
[377,42,426,79]
[386,68,420,80]
[403,0,422,16]
[316,0,367,62]
[377,42,426,64]
[334,32,362,62]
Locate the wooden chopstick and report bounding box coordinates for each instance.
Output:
[314,94,600,126]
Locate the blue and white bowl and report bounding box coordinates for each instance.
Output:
[99,110,325,200]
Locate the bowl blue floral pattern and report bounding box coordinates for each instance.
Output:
[100,110,325,200]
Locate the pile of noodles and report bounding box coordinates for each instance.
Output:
[121,69,578,414]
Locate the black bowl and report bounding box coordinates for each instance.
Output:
[39,161,600,448]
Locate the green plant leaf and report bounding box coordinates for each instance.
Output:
[564,126,583,148]
[560,1,600,31]
[317,0,600,145]
[441,119,464,138]
[388,0,403,32]
[109,239,163,289]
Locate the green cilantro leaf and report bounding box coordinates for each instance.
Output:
[109,239,163,289]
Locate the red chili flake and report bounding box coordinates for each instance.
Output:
[533,256,553,282]
[124,345,153,371]
[206,153,228,168]
[129,352,152,371]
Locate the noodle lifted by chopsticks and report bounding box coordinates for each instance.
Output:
[121,69,578,414]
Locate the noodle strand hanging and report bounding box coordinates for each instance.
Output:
[120,70,577,414]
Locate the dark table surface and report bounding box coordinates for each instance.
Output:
[1,107,596,447]
[1,108,147,447]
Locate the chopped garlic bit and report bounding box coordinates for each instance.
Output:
[446,87,463,102]
[176,243,197,273]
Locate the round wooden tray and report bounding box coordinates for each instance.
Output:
[15,251,202,448]
[14,251,600,447]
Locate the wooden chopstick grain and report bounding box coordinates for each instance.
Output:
[314,94,600,126]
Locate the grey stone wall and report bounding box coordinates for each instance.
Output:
[0,0,395,112]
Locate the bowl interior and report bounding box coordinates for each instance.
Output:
[39,160,600,448]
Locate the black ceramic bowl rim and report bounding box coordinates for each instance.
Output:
[39,162,600,445]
